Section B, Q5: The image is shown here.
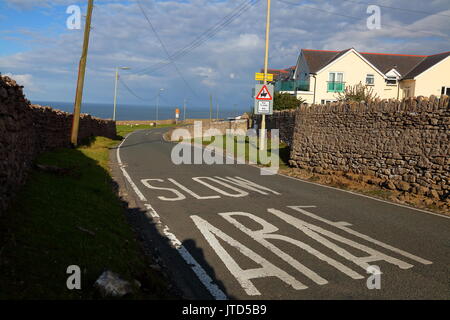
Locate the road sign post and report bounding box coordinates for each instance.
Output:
[260,0,271,151]
[254,84,274,115]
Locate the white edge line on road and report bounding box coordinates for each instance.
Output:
[168,136,449,220]
[116,134,147,202]
[117,130,228,300]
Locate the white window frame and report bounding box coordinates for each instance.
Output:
[366,74,375,85]
[386,76,398,86]
[441,86,450,96]
[329,72,344,83]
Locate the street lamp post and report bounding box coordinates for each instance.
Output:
[156,88,164,122]
[113,66,130,121]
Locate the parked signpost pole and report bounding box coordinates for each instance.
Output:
[70,0,94,146]
[260,0,271,151]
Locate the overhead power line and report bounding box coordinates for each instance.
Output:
[341,0,450,18]
[278,0,450,40]
[118,77,148,101]
[136,0,199,99]
[134,0,261,76]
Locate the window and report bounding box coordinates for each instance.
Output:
[442,86,450,96]
[366,74,374,85]
[321,99,336,104]
[328,72,344,92]
[386,76,397,85]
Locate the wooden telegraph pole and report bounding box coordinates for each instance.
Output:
[70,0,94,146]
[260,0,271,151]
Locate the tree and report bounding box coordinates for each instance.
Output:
[273,92,304,110]
[336,82,379,103]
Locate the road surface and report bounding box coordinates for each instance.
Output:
[110,127,450,300]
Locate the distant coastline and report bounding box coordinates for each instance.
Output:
[32,100,244,121]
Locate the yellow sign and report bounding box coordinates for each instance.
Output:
[255,73,273,81]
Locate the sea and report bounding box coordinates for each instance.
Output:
[32,101,247,121]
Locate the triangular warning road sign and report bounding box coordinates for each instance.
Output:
[255,85,273,100]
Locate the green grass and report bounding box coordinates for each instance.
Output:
[0,135,171,300]
[191,135,290,168]
[116,124,176,139]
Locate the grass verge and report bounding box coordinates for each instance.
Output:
[0,132,173,299]
[116,124,175,139]
[190,134,290,168]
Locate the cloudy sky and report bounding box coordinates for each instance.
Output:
[0,0,449,111]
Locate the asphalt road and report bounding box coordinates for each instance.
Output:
[111,127,450,300]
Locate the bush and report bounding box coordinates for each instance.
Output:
[273,92,304,110]
[337,82,379,103]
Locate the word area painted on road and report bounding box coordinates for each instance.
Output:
[191,205,432,296]
[140,176,280,201]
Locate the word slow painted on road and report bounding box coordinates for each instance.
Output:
[191,206,433,296]
[140,176,281,201]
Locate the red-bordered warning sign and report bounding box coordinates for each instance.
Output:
[255,85,273,100]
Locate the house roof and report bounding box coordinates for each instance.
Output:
[402,51,450,79]
[300,48,450,79]
[260,67,295,81]
[302,49,340,74]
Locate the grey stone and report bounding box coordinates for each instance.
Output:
[94,270,135,298]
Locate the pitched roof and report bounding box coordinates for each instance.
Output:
[300,48,449,79]
[360,52,426,76]
[260,67,295,81]
[301,49,340,73]
[402,51,450,79]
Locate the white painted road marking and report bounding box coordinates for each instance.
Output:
[191,214,306,296]
[117,131,228,300]
[118,130,436,299]
[220,211,363,282]
[191,206,433,296]
[287,206,433,265]
[139,176,281,201]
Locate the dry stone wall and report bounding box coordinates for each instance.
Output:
[289,96,449,200]
[0,75,116,213]
[167,119,249,140]
[253,110,296,146]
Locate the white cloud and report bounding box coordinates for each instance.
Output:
[1,0,449,106]
[4,73,40,92]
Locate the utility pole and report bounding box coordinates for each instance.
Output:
[156,88,164,122]
[260,0,271,151]
[209,94,213,123]
[113,66,130,121]
[183,98,187,121]
[216,103,219,120]
[70,0,94,146]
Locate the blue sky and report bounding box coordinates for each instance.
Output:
[1,0,449,111]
